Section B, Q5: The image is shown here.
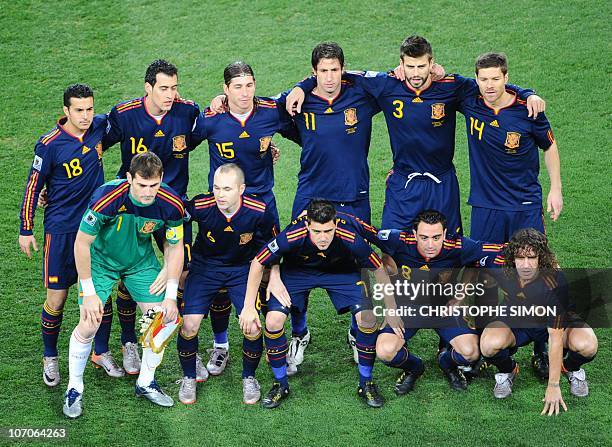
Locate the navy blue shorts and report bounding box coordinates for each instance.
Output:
[292,192,371,223]
[154,219,193,271]
[379,326,476,343]
[42,232,77,290]
[183,264,251,316]
[382,168,462,234]
[267,267,369,315]
[510,328,548,355]
[469,207,545,243]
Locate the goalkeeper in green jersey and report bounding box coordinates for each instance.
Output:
[63,152,185,419]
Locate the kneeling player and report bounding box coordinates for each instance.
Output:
[374,210,504,392]
[63,153,184,418]
[177,164,276,405]
[480,229,598,414]
[240,200,395,408]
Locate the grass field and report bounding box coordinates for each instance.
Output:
[0,1,610,446]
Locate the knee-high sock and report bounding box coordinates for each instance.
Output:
[93,298,113,355]
[243,332,264,378]
[209,291,231,348]
[382,345,423,373]
[67,328,94,393]
[42,300,64,357]
[484,349,516,374]
[177,331,198,378]
[563,351,596,372]
[264,327,289,387]
[356,325,377,386]
[533,340,547,355]
[290,306,308,338]
[439,348,471,369]
[116,284,137,345]
[137,347,165,387]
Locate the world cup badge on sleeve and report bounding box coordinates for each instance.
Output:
[172,135,187,152]
[431,103,445,120]
[504,132,521,150]
[344,108,358,126]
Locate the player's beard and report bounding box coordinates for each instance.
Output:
[407,74,429,89]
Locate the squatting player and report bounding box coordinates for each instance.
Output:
[18,84,115,387]
[479,229,597,414]
[176,164,276,405]
[62,153,184,418]
[240,200,398,409]
[460,52,563,377]
[191,61,299,376]
[102,59,202,377]
[374,210,504,393]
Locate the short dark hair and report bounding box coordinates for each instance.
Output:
[413,209,447,232]
[63,84,94,108]
[129,152,163,179]
[475,52,508,75]
[145,59,178,87]
[504,228,558,271]
[311,42,344,69]
[223,61,255,86]
[400,35,433,60]
[307,199,336,224]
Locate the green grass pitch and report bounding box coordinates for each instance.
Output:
[0,1,610,446]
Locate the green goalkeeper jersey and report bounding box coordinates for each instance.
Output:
[79,179,184,272]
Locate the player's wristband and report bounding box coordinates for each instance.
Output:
[80,278,96,296]
[165,279,179,302]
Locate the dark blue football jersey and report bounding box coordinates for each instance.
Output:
[191,97,299,195]
[298,72,534,177]
[187,193,277,269]
[20,115,108,235]
[459,93,555,211]
[375,229,505,273]
[106,96,201,198]
[255,215,383,273]
[276,80,381,202]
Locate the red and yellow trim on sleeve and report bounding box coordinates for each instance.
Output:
[92,182,130,213]
[443,237,462,250]
[204,108,217,118]
[40,128,61,146]
[368,252,383,269]
[434,75,456,84]
[286,227,308,242]
[542,274,558,290]
[174,97,195,106]
[356,218,378,235]
[493,255,506,266]
[336,227,356,243]
[547,129,555,145]
[255,98,277,109]
[157,187,184,216]
[194,195,216,209]
[243,197,266,213]
[21,171,39,231]
[116,98,143,114]
[255,246,274,264]
[482,243,506,252]
[400,232,416,245]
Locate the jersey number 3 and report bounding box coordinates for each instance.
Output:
[392,100,404,119]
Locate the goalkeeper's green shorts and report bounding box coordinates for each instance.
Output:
[78,257,162,304]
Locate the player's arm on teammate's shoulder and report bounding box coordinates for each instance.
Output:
[543,139,563,221]
[209,94,228,114]
[74,230,104,323]
[542,327,567,416]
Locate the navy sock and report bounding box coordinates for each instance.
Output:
[41,300,63,357]
[563,350,595,372]
[484,349,516,373]
[356,325,377,387]
[533,340,547,355]
[264,327,289,388]
[242,332,263,378]
[93,298,113,355]
[177,331,198,378]
[383,345,423,373]
[439,348,471,369]
[290,308,308,337]
[116,285,137,344]
[210,291,231,345]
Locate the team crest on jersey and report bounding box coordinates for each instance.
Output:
[140,221,157,233]
[259,136,272,155]
[172,135,187,152]
[505,132,521,150]
[239,232,254,245]
[344,108,358,126]
[95,141,103,159]
[431,103,445,120]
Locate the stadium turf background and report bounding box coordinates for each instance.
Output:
[0,1,610,445]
